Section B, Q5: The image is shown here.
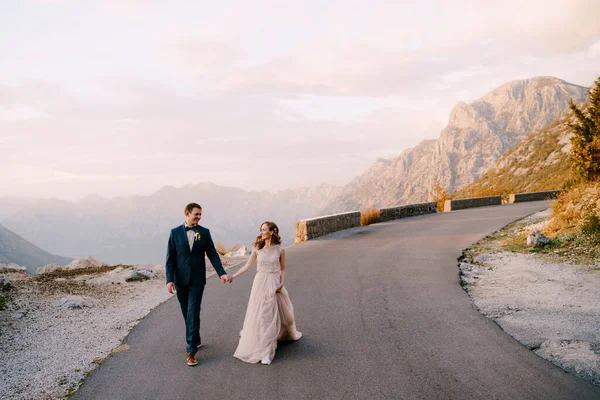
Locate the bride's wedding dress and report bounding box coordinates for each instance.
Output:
[234,244,302,364]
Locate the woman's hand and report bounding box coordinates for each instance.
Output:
[276,284,283,293]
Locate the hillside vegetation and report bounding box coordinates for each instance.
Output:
[451,109,579,200]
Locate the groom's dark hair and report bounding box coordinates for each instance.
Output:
[184,203,202,214]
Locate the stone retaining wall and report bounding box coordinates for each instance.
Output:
[509,190,561,203]
[444,196,502,212]
[294,202,439,243]
[294,211,361,243]
[380,202,437,222]
[295,189,559,243]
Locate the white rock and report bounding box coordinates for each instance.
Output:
[87,266,157,286]
[527,230,550,247]
[65,256,105,270]
[225,246,249,257]
[137,264,165,277]
[123,269,152,282]
[36,264,64,274]
[0,263,27,273]
[53,296,96,309]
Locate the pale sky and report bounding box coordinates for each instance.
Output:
[1,0,599,200]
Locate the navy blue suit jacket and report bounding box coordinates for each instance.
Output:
[165,224,226,286]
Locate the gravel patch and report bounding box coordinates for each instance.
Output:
[460,210,600,387]
[0,257,247,400]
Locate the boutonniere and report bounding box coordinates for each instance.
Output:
[194,232,201,241]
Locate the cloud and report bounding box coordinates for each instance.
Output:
[2,0,599,200]
[441,65,492,83]
[210,0,599,98]
[161,38,245,71]
[0,104,48,121]
[0,75,445,199]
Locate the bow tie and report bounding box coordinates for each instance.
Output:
[185,226,199,232]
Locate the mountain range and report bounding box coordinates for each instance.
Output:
[0,183,340,264]
[452,103,583,199]
[0,223,72,273]
[0,76,590,265]
[320,77,588,213]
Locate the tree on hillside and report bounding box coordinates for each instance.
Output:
[568,76,600,182]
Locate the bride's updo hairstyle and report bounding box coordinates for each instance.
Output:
[254,221,282,250]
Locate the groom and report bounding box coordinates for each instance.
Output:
[166,202,232,366]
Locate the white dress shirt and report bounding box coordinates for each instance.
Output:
[184,223,196,251]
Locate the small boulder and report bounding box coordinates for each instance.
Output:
[87,266,156,285]
[124,269,150,282]
[225,246,249,257]
[0,263,27,273]
[36,264,64,274]
[527,230,550,247]
[65,257,105,270]
[53,295,96,309]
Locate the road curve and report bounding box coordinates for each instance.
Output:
[73,201,600,400]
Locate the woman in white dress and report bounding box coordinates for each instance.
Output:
[231,221,302,365]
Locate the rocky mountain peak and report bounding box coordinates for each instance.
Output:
[322,76,590,213]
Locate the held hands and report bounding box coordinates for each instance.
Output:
[169,276,232,291]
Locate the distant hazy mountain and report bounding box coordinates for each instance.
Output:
[1,183,340,265]
[2,76,590,265]
[0,223,72,273]
[452,103,585,199]
[322,77,589,213]
[0,196,37,220]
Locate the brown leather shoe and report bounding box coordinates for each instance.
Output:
[186,352,198,366]
[196,338,202,349]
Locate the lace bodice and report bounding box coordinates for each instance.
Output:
[256,244,283,274]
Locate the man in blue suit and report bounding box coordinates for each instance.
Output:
[166,202,232,366]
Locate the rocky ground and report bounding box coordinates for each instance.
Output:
[0,256,248,400]
[460,209,600,387]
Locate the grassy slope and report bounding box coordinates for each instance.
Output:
[451,110,579,200]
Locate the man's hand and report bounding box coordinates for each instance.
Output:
[166,282,175,294]
[221,274,233,283]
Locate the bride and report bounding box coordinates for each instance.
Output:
[231,221,302,365]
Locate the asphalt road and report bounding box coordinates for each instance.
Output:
[73,201,600,400]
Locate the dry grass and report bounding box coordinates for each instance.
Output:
[215,241,241,255]
[548,181,600,236]
[464,213,600,266]
[430,177,448,212]
[30,265,124,297]
[451,114,574,201]
[361,206,381,226]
